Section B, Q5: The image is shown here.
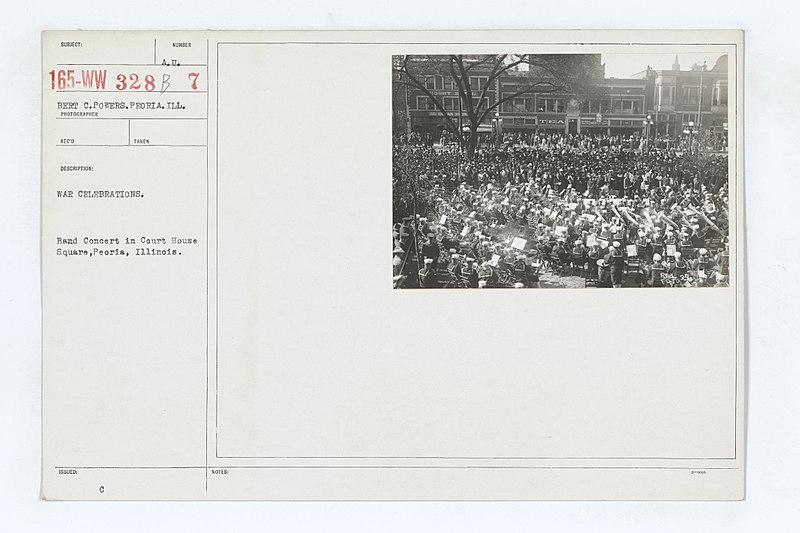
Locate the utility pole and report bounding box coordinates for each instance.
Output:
[404,78,411,136]
[697,61,706,130]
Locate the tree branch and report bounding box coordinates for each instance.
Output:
[394,71,460,135]
[477,81,561,124]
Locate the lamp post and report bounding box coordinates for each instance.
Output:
[683,120,698,155]
[492,112,503,148]
[698,61,706,129]
[642,113,654,151]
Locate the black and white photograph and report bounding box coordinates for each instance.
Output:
[392,52,732,289]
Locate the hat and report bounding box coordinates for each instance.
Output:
[674,251,682,258]
[596,259,606,267]
[424,258,434,264]
[426,233,434,238]
[699,248,708,255]
[452,254,461,259]
[514,282,525,288]
[653,253,662,261]
[478,280,487,288]
[449,248,456,254]
[575,239,582,245]
[392,247,404,255]
[613,241,621,248]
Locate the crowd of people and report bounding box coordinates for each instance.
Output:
[395,129,728,156]
[392,132,730,289]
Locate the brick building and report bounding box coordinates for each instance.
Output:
[395,54,728,140]
[636,54,729,138]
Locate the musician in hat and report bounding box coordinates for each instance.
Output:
[421,232,440,270]
[446,252,462,284]
[419,257,438,288]
[418,217,432,237]
[679,230,694,257]
[392,247,405,277]
[650,227,664,261]
[670,250,689,277]
[635,230,648,260]
[597,258,612,288]
[612,222,626,242]
[397,219,413,251]
[692,248,715,274]
[663,228,677,251]
[477,261,494,287]
[647,253,667,287]
[463,257,479,288]
[606,241,625,288]
[571,239,586,275]
[393,274,411,289]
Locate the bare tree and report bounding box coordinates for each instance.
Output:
[393,54,603,159]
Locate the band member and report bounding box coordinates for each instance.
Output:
[419,257,438,288]
[679,231,694,257]
[663,228,677,251]
[446,253,462,284]
[418,216,432,237]
[635,230,648,259]
[421,232,440,270]
[693,248,714,273]
[477,261,493,287]
[463,257,479,288]
[607,241,625,288]
[650,228,664,261]
[585,245,600,280]
[597,258,612,288]
[571,239,585,274]
[392,274,408,289]
[392,247,405,277]
[647,253,667,287]
[511,253,527,284]
[670,251,689,277]
[612,222,626,242]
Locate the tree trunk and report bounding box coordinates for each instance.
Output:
[465,125,478,161]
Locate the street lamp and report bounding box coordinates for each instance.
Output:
[643,113,655,150]
[683,120,698,155]
[492,112,503,147]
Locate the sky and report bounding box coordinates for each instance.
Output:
[601,52,726,78]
